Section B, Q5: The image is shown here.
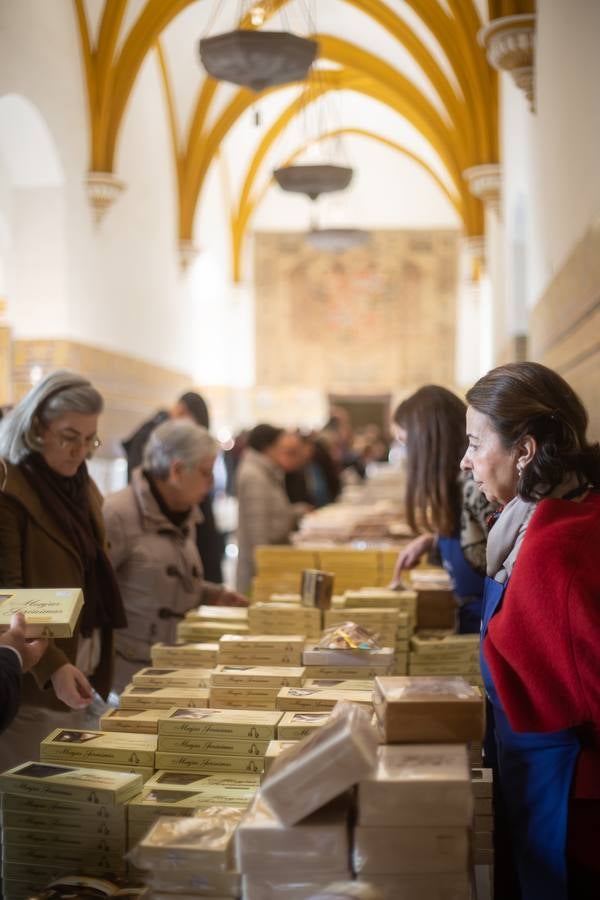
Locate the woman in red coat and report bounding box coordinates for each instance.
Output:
[461,362,600,900]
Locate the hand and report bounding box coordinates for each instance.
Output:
[0,612,48,672]
[214,590,249,608]
[389,533,435,587]
[51,663,94,709]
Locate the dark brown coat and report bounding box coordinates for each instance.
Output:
[0,458,114,706]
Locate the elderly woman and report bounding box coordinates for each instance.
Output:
[0,370,126,769]
[462,362,600,900]
[104,419,246,691]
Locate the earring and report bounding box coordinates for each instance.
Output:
[516,462,524,476]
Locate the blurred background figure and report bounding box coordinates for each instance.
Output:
[390,385,496,633]
[0,370,127,769]
[236,424,311,594]
[122,390,224,583]
[0,613,48,734]
[285,432,342,509]
[105,419,246,692]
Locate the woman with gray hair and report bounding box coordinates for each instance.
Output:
[104,419,247,691]
[0,370,127,769]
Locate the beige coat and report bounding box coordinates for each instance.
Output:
[235,448,299,594]
[104,469,222,690]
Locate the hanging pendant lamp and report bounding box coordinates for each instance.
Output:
[273,164,353,201]
[199,30,318,92]
[305,227,370,253]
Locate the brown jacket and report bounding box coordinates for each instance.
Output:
[0,457,114,704]
[104,469,223,688]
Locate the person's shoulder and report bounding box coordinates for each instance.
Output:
[523,492,600,570]
[103,483,136,516]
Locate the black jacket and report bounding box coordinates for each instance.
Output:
[0,647,21,733]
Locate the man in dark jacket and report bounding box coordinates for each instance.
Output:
[122,392,225,583]
[0,613,48,733]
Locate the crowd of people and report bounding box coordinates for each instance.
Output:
[0,362,599,898]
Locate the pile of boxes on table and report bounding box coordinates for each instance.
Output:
[0,762,142,899]
[359,675,490,897]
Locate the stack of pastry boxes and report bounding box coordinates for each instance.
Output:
[408,631,484,765]
[175,604,250,644]
[128,805,244,899]
[331,586,417,675]
[354,675,488,898]
[236,702,379,899]
[0,761,141,899]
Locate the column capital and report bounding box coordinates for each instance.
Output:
[463,164,502,211]
[479,14,536,112]
[85,171,125,224]
[178,239,199,272]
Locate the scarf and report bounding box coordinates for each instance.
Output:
[143,470,191,530]
[486,473,584,584]
[21,453,127,637]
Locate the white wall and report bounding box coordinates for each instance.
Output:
[534,0,600,293]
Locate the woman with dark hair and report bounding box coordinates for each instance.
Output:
[390,385,496,632]
[235,424,307,593]
[0,370,127,769]
[462,361,600,900]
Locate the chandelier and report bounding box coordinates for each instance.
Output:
[198,0,318,93]
[305,227,370,253]
[273,163,353,201]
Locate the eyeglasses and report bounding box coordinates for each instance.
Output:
[51,431,102,453]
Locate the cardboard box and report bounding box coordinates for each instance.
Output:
[144,873,241,897]
[276,687,372,712]
[209,686,280,710]
[471,768,493,798]
[302,646,393,669]
[235,795,350,874]
[127,784,256,821]
[263,740,298,774]
[2,842,125,872]
[248,605,321,638]
[0,761,142,805]
[0,792,127,822]
[474,797,493,815]
[241,873,351,900]
[373,677,485,743]
[151,642,219,668]
[50,761,154,782]
[473,831,493,850]
[100,708,167,735]
[353,825,469,874]
[40,728,157,768]
[210,665,305,687]
[260,701,377,826]
[277,711,330,740]
[154,752,264,775]
[2,826,125,853]
[303,665,389,680]
[187,606,249,622]
[474,814,493,831]
[130,808,243,871]
[357,873,470,900]
[158,707,281,740]
[218,635,305,666]
[358,744,473,826]
[0,588,83,638]
[132,668,214,688]
[302,678,373,693]
[144,771,260,793]
[177,621,249,643]
[157,734,270,757]
[0,808,126,836]
[120,686,209,710]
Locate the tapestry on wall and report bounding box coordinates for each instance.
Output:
[254,229,459,392]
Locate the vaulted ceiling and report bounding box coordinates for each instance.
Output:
[73,0,534,278]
